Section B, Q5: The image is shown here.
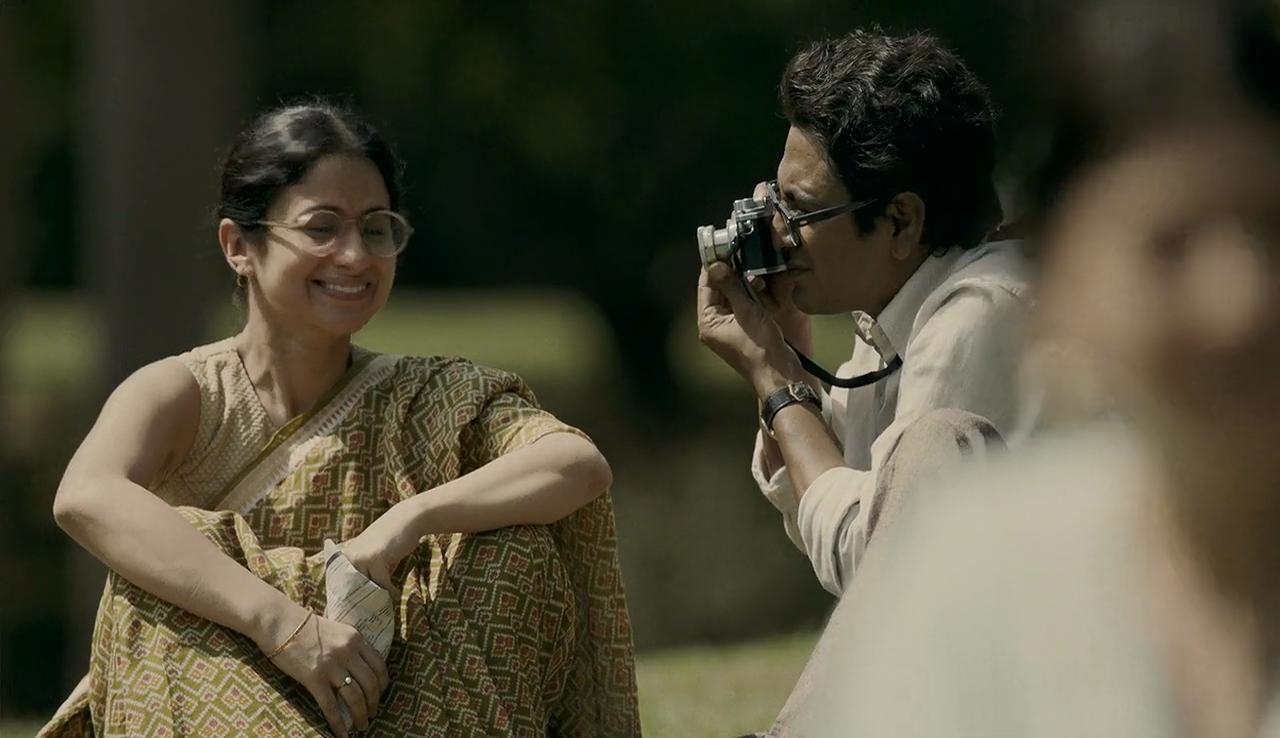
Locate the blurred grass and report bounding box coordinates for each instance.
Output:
[2,292,103,398]
[636,630,818,737]
[0,629,818,738]
[4,288,859,403]
[0,723,41,738]
[210,288,620,389]
[2,289,616,399]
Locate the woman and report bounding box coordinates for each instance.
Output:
[38,102,639,737]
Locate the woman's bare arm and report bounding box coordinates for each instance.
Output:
[52,359,308,651]
[400,431,612,535]
[342,430,612,598]
[55,358,390,734]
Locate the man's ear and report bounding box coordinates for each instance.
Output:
[217,218,254,276]
[886,192,926,260]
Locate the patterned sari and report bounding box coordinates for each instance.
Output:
[38,340,640,737]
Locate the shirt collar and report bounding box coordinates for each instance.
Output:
[852,247,966,359]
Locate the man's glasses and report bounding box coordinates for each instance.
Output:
[255,209,414,258]
[766,180,878,247]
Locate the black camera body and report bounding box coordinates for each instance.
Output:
[696,196,787,278]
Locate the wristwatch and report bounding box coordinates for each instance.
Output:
[759,382,822,438]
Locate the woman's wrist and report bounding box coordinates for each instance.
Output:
[394,495,434,542]
[247,591,311,654]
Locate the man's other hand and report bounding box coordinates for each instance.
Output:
[697,262,804,397]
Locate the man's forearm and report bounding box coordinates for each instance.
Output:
[752,364,842,497]
[758,413,787,477]
[769,403,846,501]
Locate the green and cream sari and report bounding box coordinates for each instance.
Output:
[38,338,640,737]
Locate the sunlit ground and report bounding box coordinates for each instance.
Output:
[0,630,818,738]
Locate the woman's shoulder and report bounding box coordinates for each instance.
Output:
[165,337,248,401]
[389,353,523,382]
[175,337,240,364]
[383,353,535,402]
[116,356,203,412]
[96,358,203,474]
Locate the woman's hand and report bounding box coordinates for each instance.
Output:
[342,503,418,601]
[261,608,390,738]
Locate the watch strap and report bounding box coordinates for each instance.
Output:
[760,382,822,436]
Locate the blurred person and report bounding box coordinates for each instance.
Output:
[773,1,1280,736]
[696,28,1038,598]
[38,102,638,738]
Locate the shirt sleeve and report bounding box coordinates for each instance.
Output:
[795,284,1033,596]
[750,389,837,551]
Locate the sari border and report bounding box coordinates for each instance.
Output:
[216,353,402,515]
[219,352,375,497]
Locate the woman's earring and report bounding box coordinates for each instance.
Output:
[236,272,248,290]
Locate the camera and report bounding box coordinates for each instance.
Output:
[696,196,787,278]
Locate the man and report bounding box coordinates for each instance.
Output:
[697,28,1037,596]
[782,2,1280,734]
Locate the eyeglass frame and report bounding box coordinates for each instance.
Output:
[765,179,879,248]
[253,209,414,258]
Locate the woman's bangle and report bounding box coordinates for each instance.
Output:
[265,610,313,659]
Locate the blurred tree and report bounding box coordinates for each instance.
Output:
[16,0,1022,414]
[1,2,19,447]
[62,0,251,687]
[245,0,1020,413]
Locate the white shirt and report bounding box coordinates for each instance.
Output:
[751,239,1040,596]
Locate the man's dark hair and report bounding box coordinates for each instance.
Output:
[780,29,1002,254]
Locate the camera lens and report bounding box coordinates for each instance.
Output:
[697,224,733,267]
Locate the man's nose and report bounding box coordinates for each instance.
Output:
[771,211,797,250]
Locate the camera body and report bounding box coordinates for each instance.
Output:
[696,196,787,278]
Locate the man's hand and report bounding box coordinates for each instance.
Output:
[747,272,814,357]
[697,261,805,397]
[745,181,814,354]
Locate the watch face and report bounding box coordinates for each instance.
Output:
[791,382,819,405]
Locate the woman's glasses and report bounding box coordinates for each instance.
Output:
[255,209,413,258]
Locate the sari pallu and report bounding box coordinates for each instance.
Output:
[39,345,640,737]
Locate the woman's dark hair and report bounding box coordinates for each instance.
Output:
[218,101,402,232]
[780,28,1003,255]
[217,101,403,303]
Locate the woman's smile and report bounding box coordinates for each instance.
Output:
[310,278,375,301]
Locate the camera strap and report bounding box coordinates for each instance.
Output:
[786,340,903,389]
[738,272,903,389]
[788,311,902,388]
